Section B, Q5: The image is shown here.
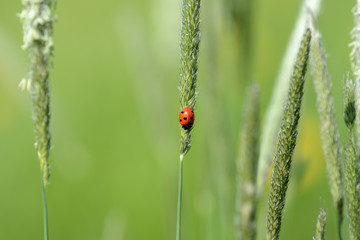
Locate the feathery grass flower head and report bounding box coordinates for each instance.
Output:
[266,28,311,240]
[313,208,326,240]
[308,12,343,236]
[343,75,360,240]
[178,0,201,157]
[19,0,54,57]
[257,0,322,195]
[350,2,360,163]
[20,0,55,187]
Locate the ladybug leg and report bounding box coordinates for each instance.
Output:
[182,123,192,130]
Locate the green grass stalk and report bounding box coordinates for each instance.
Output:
[309,15,343,239]
[235,84,260,240]
[313,208,326,240]
[350,2,360,153]
[266,28,311,240]
[41,174,49,240]
[177,0,201,239]
[343,77,360,240]
[257,0,321,195]
[350,2,360,204]
[19,1,55,239]
[176,157,184,240]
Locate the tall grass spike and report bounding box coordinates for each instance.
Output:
[309,14,343,237]
[179,0,201,157]
[19,0,55,187]
[350,2,360,152]
[343,77,360,240]
[235,84,260,240]
[266,28,311,240]
[177,0,201,239]
[257,0,321,195]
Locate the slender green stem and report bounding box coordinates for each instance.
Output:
[41,171,49,240]
[337,217,342,240]
[176,155,184,240]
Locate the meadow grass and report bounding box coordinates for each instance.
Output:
[343,77,360,240]
[19,0,55,239]
[350,2,360,152]
[177,0,201,239]
[266,28,311,240]
[350,3,360,226]
[309,13,343,239]
[235,84,259,240]
[12,0,360,239]
[257,0,322,195]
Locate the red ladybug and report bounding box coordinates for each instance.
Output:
[179,107,195,129]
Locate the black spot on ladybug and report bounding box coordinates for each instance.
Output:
[181,111,184,114]
[190,117,193,120]
[180,119,182,122]
[184,117,187,120]
[191,110,194,113]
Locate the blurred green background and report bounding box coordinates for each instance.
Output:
[0,0,355,239]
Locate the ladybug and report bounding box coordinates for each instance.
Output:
[179,107,195,130]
